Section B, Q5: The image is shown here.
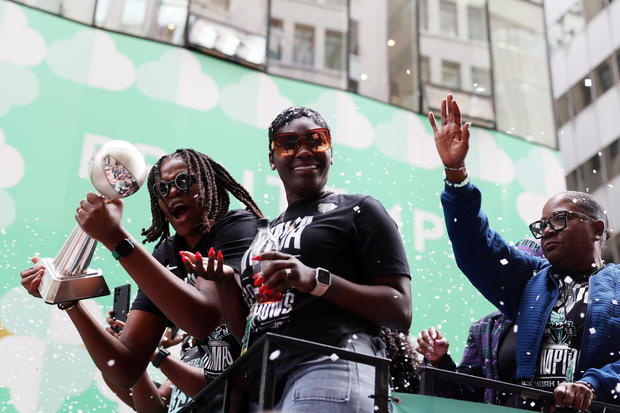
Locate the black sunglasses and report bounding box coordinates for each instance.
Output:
[529,210,596,239]
[154,172,196,199]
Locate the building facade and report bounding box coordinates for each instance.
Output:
[545,0,620,262]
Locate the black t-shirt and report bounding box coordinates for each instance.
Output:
[238,191,411,400]
[529,273,589,392]
[129,209,257,381]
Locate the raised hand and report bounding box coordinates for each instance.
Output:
[428,94,471,175]
[417,327,450,365]
[180,248,234,281]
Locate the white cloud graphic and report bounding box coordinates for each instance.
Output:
[467,128,515,184]
[0,287,107,412]
[0,60,39,116]
[375,111,442,169]
[0,127,25,188]
[0,1,46,66]
[515,147,566,225]
[0,127,24,228]
[137,49,219,110]
[47,29,135,90]
[307,90,374,150]
[221,72,293,129]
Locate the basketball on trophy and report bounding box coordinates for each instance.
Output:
[90,140,147,199]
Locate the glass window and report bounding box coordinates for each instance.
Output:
[269,18,283,61]
[581,154,603,192]
[571,77,593,114]
[348,0,419,111]
[467,5,487,41]
[594,58,614,96]
[471,66,491,95]
[292,24,315,66]
[442,60,461,89]
[604,138,620,180]
[187,0,267,65]
[325,29,346,70]
[556,93,570,126]
[440,0,457,37]
[420,55,430,83]
[547,2,585,54]
[489,0,556,147]
[421,0,492,125]
[269,1,347,89]
[420,0,429,31]
[96,0,188,45]
[565,169,579,191]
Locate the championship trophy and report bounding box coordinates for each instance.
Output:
[37,140,148,304]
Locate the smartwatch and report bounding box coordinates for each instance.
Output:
[112,238,136,260]
[309,267,332,297]
[151,346,170,368]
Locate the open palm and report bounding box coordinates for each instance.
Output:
[428,94,471,169]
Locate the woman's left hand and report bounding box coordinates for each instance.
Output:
[254,251,316,294]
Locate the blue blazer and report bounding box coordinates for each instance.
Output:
[441,182,620,404]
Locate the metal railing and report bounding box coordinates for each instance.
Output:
[419,366,620,413]
[179,332,391,413]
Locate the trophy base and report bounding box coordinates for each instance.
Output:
[37,257,110,304]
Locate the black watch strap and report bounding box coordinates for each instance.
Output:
[112,238,136,260]
[151,346,170,368]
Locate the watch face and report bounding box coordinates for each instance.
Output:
[316,268,331,285]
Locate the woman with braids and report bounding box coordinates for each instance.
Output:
[185,107,412,412]
[20,149,261,400]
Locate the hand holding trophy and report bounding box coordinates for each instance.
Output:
[37,140,147,304]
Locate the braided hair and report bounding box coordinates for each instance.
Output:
[380,326,420,394]
[141,149,263,247]
[268,106,329,151]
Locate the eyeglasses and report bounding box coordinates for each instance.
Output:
[529,210,597,239]
[270,128,331,157]
[154,172,196,199]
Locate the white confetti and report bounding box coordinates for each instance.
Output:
[329,353,339,362]
[499,301,505,306]
[269,350,281,360]
[589,327,596,335]
[500,258,508,266]
[613,300,618,305]
[564,276,573,284]
[513,325,518,333]
[107,359,115,367]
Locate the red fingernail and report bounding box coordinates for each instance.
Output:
[251,255,260,261]
[209,247,215,258]
[179,251,184,256]
[195,251,202,260]
[181,255,187,263]
[258,284,266,293]
[217,250,223,260]
[252,273,259,279]
[254,277,263,286]
[265,288,273,294]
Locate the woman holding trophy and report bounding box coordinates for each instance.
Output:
[19,147,262,395]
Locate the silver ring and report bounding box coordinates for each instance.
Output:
[285,268,292,279]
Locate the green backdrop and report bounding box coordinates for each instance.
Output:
[0,2,565,411]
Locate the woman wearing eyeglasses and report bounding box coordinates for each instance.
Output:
[19,149,261,407]
[186,107,412,412]
[430,94,619,411]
